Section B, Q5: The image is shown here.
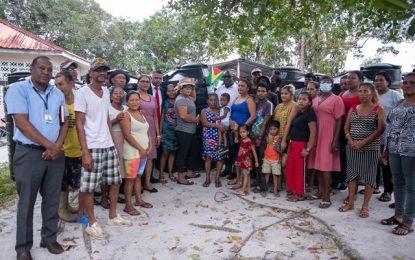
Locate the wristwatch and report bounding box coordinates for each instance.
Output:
[305,147,312,152]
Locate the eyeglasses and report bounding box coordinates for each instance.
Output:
[139,80,150,83]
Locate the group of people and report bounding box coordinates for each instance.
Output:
[5,56,415,260]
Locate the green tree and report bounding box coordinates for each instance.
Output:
[169,0,414,75]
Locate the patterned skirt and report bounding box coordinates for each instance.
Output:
[346,146,380,188]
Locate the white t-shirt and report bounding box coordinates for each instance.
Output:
[75,86,114,149]
[108,104,125,132]
[215,82,239,108]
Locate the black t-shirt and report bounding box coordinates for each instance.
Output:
[289,107,317,142]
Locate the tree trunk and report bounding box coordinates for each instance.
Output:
[299,35,306,72]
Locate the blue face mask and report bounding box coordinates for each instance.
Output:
[320,83,332,93]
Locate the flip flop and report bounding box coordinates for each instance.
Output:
[169,175,177,182]
[393,223,414,236]
[123,208,141,216]
[203,180,211,187]
[185,173,201,179]
[135,201,153,208]
[381,216,402,226]
[177,180,194,185]
[319,201,332,209]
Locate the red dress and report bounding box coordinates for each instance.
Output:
[235,138,254,170]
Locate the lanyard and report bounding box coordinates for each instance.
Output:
[33,87,50,110]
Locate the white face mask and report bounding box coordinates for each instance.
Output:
[320,83,332,93]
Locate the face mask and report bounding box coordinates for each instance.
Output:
[320,83,332,93]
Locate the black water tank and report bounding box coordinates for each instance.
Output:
[4,72,30,180]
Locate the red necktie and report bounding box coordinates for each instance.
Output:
[154,86,161,122]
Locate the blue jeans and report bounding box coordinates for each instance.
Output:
[389,153,415,225]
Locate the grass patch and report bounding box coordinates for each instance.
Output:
[0,164,16,207]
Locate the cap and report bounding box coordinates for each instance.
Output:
[109,69,130,84]
[90,58,110,71]
[251,68,262,75]
[60,59,78,70]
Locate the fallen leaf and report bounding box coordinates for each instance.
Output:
[182,210,188,215]
[204,238,212,243]
[200,204,209,208]
[158,213,165,217]
[193,245,202,251]
[222,220,232,225]
[210,207,218,212]
[257,230,266,242]
[189,253,200,260]
[227,235,242,244]
[151,234,158,240]
[175,236,181,242]
[229,244,239,253]
[217,248,224,253]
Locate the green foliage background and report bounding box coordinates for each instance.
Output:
[1,0,413,76]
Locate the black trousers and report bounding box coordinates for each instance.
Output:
[175,131,198,173]
[14,144,64,253]
[224,131,239,175]
[376,145,394,193]
[332,132,347,188]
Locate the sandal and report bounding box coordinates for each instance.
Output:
[378,192,391,202]
[307,192,322,200]
[319,201,332,209]
[381,216,402,226]
[339,203,354,212]
[359,206,369,218]
[215,180,222,188]
[185,173,201,179]
[159,176,167,184]
[168,174,177,182]
[287,195,299,202]
[297,195,305,201]
[123,207,141,216]
[235,190,249,196]
[230,183,242,190]
[227,179,237,186]
[203,180,211,187]
[135,201,153,208]
[393,223,414,236]
[177,180,194,185]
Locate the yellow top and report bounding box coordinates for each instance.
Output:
[273,101,296,137]
[63,103,81,157]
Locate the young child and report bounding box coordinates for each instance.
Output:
[234,125,259,196]
[215,93,231,154]
[201,93,226,187]
[262,120,282,197]
[159,84,178,182]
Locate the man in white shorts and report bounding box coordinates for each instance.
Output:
[75,58,131,240]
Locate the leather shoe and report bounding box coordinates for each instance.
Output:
[40,240,64,254]
[16,252,32,260]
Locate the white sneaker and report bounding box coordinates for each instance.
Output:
[107,214,133,227]
[85,222,107,240]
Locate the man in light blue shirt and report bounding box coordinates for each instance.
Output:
[5,56,68,259]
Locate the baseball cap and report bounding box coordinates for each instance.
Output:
[90,58,110,71]
[251,68,262,75]
[60,59,78,70]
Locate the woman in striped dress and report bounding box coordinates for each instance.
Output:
[340,83,385,218]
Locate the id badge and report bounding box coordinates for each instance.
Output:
[45,111,53,124]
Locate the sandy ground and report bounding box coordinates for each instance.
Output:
[1,170,415,260]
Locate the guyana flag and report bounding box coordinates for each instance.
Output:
[206,67,224,90]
